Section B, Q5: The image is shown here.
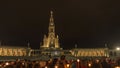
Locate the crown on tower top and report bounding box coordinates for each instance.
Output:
[50,11,53,15]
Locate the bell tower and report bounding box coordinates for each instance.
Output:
[48,11,55,48]
[41,11,60,49]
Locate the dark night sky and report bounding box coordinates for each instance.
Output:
[0,0,120,49]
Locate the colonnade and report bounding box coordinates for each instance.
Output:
[0,48,27,56]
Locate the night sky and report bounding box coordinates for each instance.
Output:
[0,0,120,49]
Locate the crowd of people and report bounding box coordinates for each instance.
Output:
[0,55,120,68]
[45,56,119,68]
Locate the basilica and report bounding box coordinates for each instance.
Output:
[0,11,119,60]
[38,11,64,56]
[36,11,110,58]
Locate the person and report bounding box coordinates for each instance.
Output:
[80,60,88,68]
[34,63,40,68]
[49,58,58,68]
[59,62,65,68]
[101,59,111,68]
[71,61,77,68]
[92,60,102,68]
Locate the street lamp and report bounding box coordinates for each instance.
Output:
[77,59,80,62]
[116,47,120,50]
[77,59,80,68]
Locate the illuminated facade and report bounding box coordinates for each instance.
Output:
[40,11,60,49]
[0,46,27,56]
[38,11,110,58]
[0,11,114,60]
[71,48,109,57]
[109,49,120,59]
[0,11,111,59]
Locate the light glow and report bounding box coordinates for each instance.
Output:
[116,47,120,50]
[66,64,70,68]
[77,59,80,62]
[115,66,120,68]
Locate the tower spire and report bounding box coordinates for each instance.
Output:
[49,11,54,26]
[49,11,55,33]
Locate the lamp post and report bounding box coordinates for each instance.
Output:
[77,59,80,68]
